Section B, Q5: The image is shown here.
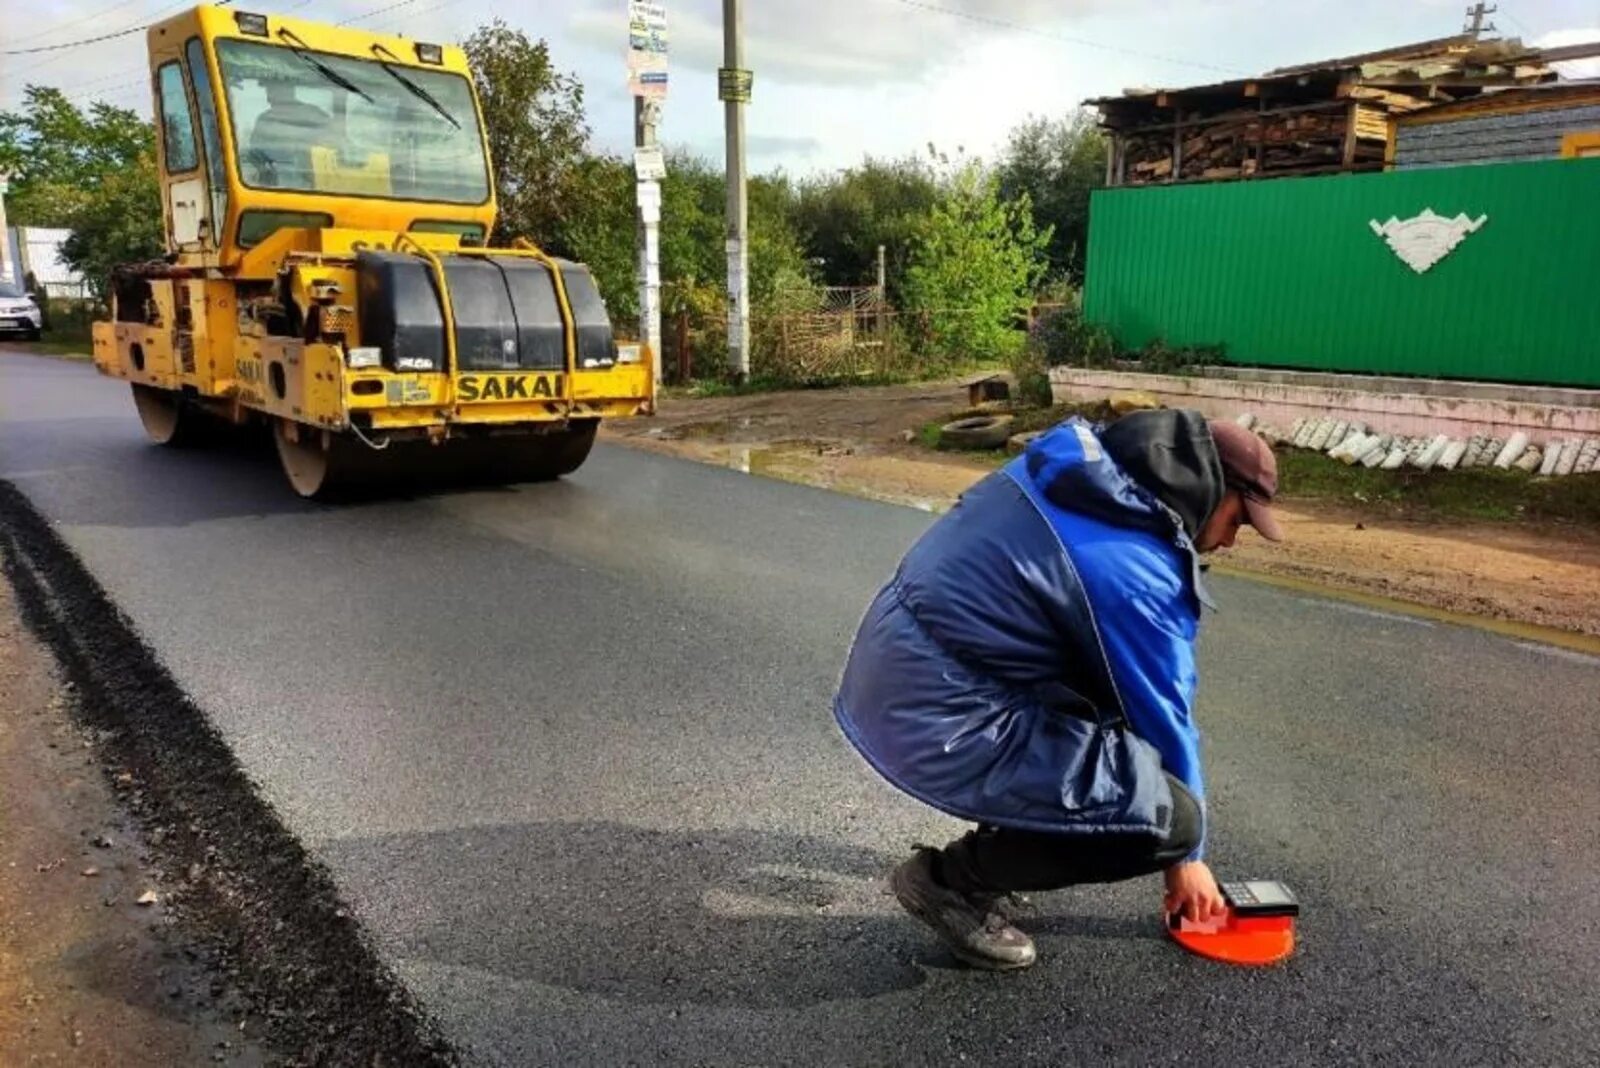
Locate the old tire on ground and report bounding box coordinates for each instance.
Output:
[132,384,205,447]
[939,414,1015,451]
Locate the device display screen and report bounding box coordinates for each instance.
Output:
[1242,881,1293,906]
[1221,880,1300,916]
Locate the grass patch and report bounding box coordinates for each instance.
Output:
[668,357,1012,399]
[913,403,1600,528]
[18,339,93,359]
[5,326,94,360]
[677,371,918,398]
[1277,450,1600,525]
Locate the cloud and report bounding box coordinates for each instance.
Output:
[1536,28,1600,81]
[748,133,824,162]
[748,133,824,155]
[568,0,1119,87]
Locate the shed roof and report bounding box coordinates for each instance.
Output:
[1085,35,1600,126]
[1393,79,1600,124]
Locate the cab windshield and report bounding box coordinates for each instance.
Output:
[214,38,489,205]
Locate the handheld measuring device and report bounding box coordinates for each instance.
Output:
[1167,879,1299,965]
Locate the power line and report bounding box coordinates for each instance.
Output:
[337,0,425,27]
[5,0,151,47]
[3,22,152,56]
[339,0,466,34]
[883,0,1250,77]
[48,66,150,96]
[1498,5,1533,36]
[1,0,231,96]
[3,0,447,109]
[2,0,230,58]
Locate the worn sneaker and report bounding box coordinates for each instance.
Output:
[889,847,1037,971]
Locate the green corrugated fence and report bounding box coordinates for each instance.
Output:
[1082,157,1600,388]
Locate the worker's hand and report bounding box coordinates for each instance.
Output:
[1164,860,1227,924]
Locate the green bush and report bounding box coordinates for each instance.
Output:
[902,161,1050,366]
[1132,338,1226,375]
[1008,346,1054,408]
[1029,306,1115,368]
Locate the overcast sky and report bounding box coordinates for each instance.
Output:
[4,0,1598,176]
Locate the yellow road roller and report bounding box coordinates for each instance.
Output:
[93,5,653,497]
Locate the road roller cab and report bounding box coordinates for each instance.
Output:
[92,5,654,497]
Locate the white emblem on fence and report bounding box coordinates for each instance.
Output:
[1368,209,1487,274]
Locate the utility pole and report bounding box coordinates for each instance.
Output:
[0,171,13,287]
[635,96,663,383]
[627,1,668,382]
[720,0,751,380]
[1463,2,1496,38]
[875,243,887,338]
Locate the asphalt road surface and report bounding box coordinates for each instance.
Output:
[3,352,1598,1066]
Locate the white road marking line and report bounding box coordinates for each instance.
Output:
[1513,642,1600,667]
[1297,598,1435,627]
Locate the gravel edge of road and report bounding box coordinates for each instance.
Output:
[0,480,461,1068]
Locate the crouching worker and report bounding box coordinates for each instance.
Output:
[833,410,1281,970]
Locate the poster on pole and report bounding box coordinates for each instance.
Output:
[634,145,667,181]
[627,1,668,100]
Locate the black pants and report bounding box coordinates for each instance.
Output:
[936,774,1203,895]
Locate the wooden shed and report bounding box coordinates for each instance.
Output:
[1090,35,1600,186]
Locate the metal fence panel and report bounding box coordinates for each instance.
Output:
[1082,156,1600,387]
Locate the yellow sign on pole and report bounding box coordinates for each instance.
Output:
[717,68,752,104]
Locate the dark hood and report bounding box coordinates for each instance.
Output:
[1023,408,1224,543]
[1097,409,1225,541]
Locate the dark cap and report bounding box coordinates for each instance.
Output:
[1207,420,1283,542]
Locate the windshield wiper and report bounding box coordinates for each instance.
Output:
[370,43,462,130]
[275,28,374,104]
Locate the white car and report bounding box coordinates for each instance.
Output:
[0,282,43,341]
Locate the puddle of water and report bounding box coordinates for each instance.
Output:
[661,420,732,441]
[721,442,951,515]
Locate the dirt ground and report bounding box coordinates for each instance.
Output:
[603,381,1600,641]
[0,581,270,1066]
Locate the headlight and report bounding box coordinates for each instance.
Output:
[346,347,382,369]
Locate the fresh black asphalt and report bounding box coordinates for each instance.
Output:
[3,352,1597,1066]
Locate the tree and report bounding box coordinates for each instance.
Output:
[0,86,161,296]
[995,112,1106,282]
[0,86,156,227]
[555,146,813,373]
[902,161,1050,364]
[59,153,165,297]
[560,154,637,320]
[793,156,938,301]
[463,20,591,249]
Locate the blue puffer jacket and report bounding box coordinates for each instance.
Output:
[834,410,1223,858]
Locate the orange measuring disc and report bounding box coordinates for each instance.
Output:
[1167,909,1296,965]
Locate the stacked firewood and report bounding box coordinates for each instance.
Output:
[1121,104,1399,183]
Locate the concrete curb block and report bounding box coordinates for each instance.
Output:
[1230,407,1598,478]
[1492,432,1530,469]
[1540,442,1564,476]
[1578,440,1600,474]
